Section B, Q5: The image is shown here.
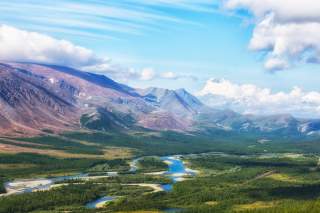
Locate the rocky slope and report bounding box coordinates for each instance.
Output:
[137,87,204,117]
[0,62,198,135]
[0,61,319,137]
[0,63,78,135]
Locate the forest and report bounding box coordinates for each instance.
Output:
[1,130,320,212]
[136,156,168,173]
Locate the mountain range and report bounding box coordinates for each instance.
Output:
[0,62,319,138]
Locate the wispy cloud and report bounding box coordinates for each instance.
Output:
[0,0,217,41]
[124,0,218,12]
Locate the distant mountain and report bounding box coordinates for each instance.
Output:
[0,61,320,138]
[136,87,203,117]
[196,109,320,137]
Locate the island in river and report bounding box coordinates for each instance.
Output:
[2,155,198,209]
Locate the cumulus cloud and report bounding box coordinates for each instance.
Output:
[264,56,289,71]
[160,71,198,81]
[0,24,105,67]
[85,63,197,82]
[224,0,320,71]
[140,68,156,80]
[161,71,177,79]
[137,68,198,81]
[0,24,136,80]
[198,78,320,118]
[128,67,198,81]
[0,24,194,83]
[81,62,141,82]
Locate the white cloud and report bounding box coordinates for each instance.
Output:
[0,24,195,84]
[0,24,149,81]
[224,0,320,23]
[140,68,156,80]
[136,68,198,81]
[0,24,104,67]
[224,0,320,71]
[81,62,139,82]
[0,0,213,41]
[264,57,289,71]
[161,71,177,79]
[0,24,143,82]
[160,71,198,80]
[198,78,320,118]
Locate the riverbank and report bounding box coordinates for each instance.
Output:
[1,154,200,212]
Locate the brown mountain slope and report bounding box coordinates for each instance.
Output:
[0,62,194,136]
[0,63,79,135]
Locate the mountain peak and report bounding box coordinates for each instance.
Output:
[136,87,203,117]
[1,62,319,137]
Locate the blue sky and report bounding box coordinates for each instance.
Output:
[0,0,319,96]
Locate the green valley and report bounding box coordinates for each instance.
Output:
[1,130,320,212]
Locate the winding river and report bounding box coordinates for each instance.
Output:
[86,155,197,208]
[159,156,197,191]
[2,173,117,197]
[2,155,197,209]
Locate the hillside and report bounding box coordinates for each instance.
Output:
[0,62,198,135]
[0,62,320,138]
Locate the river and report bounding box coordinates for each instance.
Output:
[2,155,197,209]
[159,156,197,191]
[2,172,117,197]
[86,155,197,208]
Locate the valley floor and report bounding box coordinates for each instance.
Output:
[1,131,320,212]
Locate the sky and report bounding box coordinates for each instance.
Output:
[1,0,320,118]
